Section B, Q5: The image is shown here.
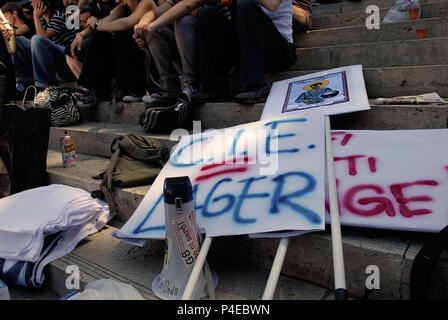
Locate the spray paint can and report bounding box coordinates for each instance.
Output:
[60,133,77,168]
[152,176,205,300]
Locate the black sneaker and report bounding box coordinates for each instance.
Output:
[145,93,185,109]
[234,85,269,104]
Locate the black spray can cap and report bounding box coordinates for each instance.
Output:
[163,176,193,205]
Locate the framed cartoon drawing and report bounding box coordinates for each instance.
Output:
[261,65,370,120]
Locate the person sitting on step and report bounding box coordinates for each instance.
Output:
[136,0,296,104]
[8,0,79,93]
[133,0,200,105]
[69,0,156,104]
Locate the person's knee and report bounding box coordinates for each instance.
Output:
[30,34,49,50]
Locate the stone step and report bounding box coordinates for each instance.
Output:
[81,97,448,130]
[268,65,448,98]
[293,38,448,70]
[312,1,448,29]
[49,122,177,158]
[45,150,448,299]
[46,224,332,300]
[312,0,433,17]
[295,17,448,48]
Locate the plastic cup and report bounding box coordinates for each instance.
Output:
[409,8,419,20]
[416,29,427,40]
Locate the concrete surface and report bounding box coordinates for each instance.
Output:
[312,1,448,29]
[295,17,448,48]
[46,225,331,300]
[293,38,448,71]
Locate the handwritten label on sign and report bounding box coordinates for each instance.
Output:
[112,113,326,245]
[326,129,448,233]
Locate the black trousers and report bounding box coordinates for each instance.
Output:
[78,31,147,95]
[197,0,296,91]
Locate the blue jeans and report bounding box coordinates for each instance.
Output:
[31,35,72,88]
[13,36,34,83]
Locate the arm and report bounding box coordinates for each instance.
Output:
[97,0,157,32]
[33,4,56,38]
[78,0,93,8]
[256,0,283,12]
[14,24,31,37]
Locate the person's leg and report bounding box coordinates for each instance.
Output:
[148,24,182,95]
[174,14,198,98]
[12,36,34,89]
[30,34,67,88]
[78,31,116,99]
[194,4,236,102]
[235,0,296,103]
[65,55,82,79]
[113,30,148,101]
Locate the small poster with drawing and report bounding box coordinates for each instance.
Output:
[261,65,370,120]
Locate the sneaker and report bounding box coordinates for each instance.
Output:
[142,92,162,103]
[75,88,97,107]
[145,94,180,109]
[122,90,144,102]
[183,80,198,100]
[234,85,269,104]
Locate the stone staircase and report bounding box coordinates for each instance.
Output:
[44,0,448,300]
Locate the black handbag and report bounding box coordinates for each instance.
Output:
[0,103,51,195]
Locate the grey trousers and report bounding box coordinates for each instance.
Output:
[148,14,198,93]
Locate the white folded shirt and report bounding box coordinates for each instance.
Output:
[0,184,110,262]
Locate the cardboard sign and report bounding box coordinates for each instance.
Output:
[113,113,326,245]
[327,129,448,232]
[261,65,370,120]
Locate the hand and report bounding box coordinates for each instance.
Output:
[33,2,47,18]
[70,34,83,59]
[142,25,155,45]
[134,37,146,50]
[86,16,99,30]
[133,23,147,40]
[1,27,14,40]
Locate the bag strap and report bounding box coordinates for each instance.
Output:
[20,86,37,110]
[100,142,123,218]
[410,224,448,300]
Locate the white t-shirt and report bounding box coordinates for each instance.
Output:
[0,184,110,262]
[260,0,293,44]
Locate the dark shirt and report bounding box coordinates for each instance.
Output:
[93,0,118,19]
[21,18,36,39]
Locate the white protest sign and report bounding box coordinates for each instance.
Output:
[325,129,448,232]
[112,112,326,245]
[261,65,370,120]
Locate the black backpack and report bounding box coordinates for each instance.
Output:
[139,95,191,133]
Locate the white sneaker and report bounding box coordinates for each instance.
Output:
[122,94,143,102]
[142,93,161,103]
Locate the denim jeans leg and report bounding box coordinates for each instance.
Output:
[31,35,66,88]
[13,36,34,83]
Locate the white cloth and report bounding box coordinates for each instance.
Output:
[0,184,110,263]
[260,0,293,43]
